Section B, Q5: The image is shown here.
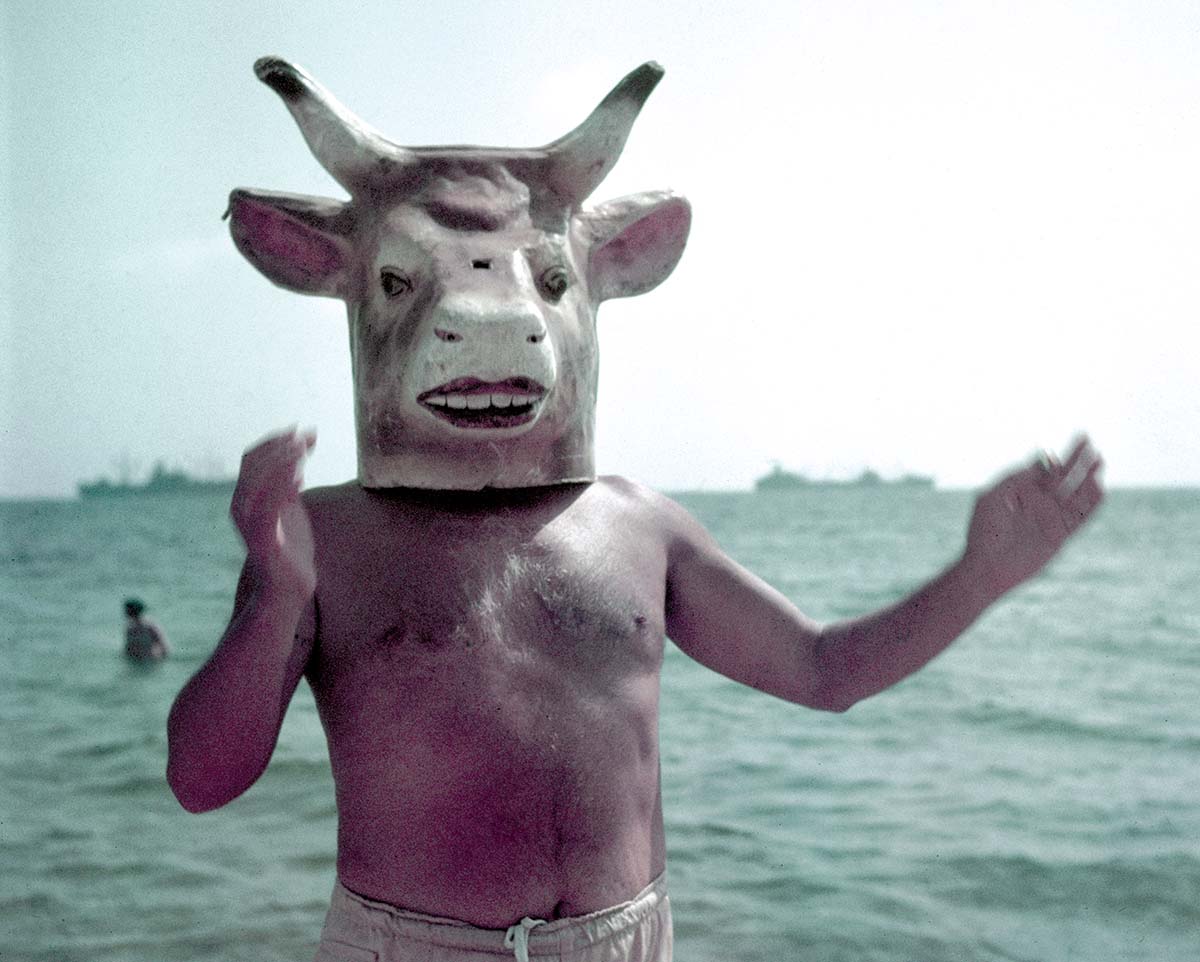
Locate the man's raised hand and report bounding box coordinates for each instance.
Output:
[962,436,1105,599]
[230,429,318,600]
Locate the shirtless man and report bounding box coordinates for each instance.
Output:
[166,58,1104,961]
[166,430,1102,960]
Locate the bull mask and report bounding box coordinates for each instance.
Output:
[228,58,690,489]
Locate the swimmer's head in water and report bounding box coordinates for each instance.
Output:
[124,598,146,618]
[227,58,690,489]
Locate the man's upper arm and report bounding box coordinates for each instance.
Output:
[660,495,830,708]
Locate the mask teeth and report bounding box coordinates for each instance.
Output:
[424,392,537,412]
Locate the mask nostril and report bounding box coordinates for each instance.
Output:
[435,328,463,343]
[472,259,492,270]
[527,333,544,344]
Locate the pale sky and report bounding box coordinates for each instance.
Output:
[3,0,1198,498]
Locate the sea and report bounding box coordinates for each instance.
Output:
[2,485,1197,962]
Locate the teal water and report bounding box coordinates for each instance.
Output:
[2,488,1197,961]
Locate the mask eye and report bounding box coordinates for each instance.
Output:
[380,269,413,298]
[538,265,569,302]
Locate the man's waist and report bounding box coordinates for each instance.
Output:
[327,871,669,947]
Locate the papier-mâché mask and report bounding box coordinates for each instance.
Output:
[227,57,691,489]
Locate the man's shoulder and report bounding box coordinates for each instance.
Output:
[594,474,672,511]
[593,476,700,539]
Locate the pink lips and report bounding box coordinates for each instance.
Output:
[418,377,546,429]
[418,376,545,399]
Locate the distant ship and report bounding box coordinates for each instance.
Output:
[754,464,935,492]
[78,462,236,498]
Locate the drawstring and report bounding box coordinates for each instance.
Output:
[503,916,548,962]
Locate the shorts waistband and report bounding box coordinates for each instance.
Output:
[328,873,668,956]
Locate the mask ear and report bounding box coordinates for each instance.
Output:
[226,188,353,298]
[579,191,690,301]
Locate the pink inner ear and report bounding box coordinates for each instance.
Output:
[595,199,690,271]
[234,198,345,278]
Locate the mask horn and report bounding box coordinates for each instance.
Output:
[539,62,664,207]
[254,57,416,195]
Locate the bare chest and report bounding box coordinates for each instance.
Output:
[308,503,668,737]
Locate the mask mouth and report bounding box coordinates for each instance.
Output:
[417,376,547,430]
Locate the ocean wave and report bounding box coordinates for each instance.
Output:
[55,734,155,761]
[93,772,173,797]
[951,700,1191,749]
[929,851,1200,924]
[284,851,337,873]
[0,889,66,914]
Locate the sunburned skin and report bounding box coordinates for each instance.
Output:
[295,479,669,925]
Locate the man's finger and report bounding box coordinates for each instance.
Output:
[1057,441,1100,500]
[233,434,312,531]
[1035,436,1091,487]
[1061,492,1098,533]
[1033,451,1065,495]
[245,428,309,457]
[244,426,299,455]
[242,431,311,474]
[1062,465,1104,529]
[1064,433,1091,463]
[237,457,303,510]
[250,447,307,503]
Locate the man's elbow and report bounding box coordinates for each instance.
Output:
[781,670,859,712]
[171,785,220,815]
[167,760,217,813]
[802,682,860,714]
[166,755,247,814]
[798,632,861,713]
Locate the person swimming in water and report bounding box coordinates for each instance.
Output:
[124,598,169,662]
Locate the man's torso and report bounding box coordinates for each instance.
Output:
[300,477,672,927]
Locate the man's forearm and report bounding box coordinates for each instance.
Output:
[811,553,1002,711]
[166,580,308,812]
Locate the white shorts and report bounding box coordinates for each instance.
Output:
[314,873,672,962]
